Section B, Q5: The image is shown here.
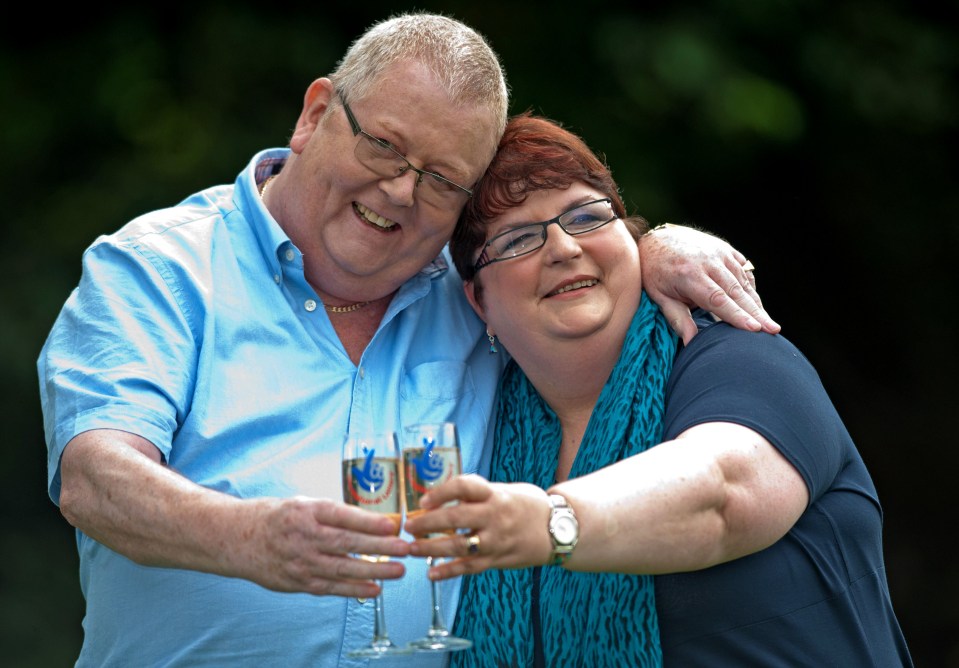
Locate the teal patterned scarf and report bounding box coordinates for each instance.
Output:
[451,294,676,667]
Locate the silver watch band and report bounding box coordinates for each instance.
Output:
[547,494,578,566]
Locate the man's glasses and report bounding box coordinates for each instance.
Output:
[337,90,473,207]
[473,198,618,273]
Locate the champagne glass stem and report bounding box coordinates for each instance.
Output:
[425,557,450,637]
[371,585,392,647]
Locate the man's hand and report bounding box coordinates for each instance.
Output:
[223,495,410,597]
[639,224,780,344]
[58,429,410,599]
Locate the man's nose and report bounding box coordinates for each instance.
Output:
[378,169,419,207]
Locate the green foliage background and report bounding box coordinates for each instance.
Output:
[3,1,956,665]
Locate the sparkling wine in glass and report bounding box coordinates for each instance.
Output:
[403,422,473,652]
[342,431,412,659]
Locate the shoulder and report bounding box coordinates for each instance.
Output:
[666,310,838,437]
[102,184,238,250]
[674,309,817,379]
[666,310,856,493]
[82,183,248,288]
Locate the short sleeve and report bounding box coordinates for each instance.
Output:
[663,315,854,501]
[38,235,198,503]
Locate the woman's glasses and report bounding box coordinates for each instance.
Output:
[473,198,617,273]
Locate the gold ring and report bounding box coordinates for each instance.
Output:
[742,260,755,273]
[466,533,481,555]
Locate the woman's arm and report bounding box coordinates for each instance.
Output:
[554,421,807,573]
[404,421,807,577]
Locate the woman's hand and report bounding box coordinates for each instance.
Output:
[404,474,553,580]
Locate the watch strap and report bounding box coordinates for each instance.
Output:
[547,493,578,566]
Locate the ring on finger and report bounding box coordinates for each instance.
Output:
[466,533,481,555]
[742,260,755,273]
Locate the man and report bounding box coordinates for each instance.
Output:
[38,12,776,667]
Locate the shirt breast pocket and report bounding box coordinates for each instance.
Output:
[400,361,474,416]
[399,361,485,471]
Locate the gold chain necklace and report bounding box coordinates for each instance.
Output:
[259,175,276,197]
[325,300,372,313]
[259,175,372,315]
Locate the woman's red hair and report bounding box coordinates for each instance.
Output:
[450,111,644,282]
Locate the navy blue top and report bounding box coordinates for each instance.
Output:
[656,311,913,667]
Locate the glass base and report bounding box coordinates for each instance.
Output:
[409,633,473,652]
[346,642,414,659]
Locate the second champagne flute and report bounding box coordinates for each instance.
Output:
[342,431,412,659]
[403,422,473,652]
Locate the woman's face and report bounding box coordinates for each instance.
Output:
[465,184,642,358]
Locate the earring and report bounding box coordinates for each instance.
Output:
[487,329,498,354]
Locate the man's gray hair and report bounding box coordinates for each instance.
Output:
[330,12,509,139]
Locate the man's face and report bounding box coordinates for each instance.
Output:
[281,60,500,302]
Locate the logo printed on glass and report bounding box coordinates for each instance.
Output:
[407,436,454,494]
[346,446,396,506]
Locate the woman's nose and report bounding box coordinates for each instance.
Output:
[541,222,583,263]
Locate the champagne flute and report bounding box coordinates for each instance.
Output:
[402,422,473,652]
[341,431,412,659]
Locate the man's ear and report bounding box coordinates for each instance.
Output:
[289,78,335,154]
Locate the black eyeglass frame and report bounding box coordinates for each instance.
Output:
[337,91,473,199]
[473,197,618,273]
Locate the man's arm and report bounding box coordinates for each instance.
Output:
[639,224,779,344]
[58,429,411,597]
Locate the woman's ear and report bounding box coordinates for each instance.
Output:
[289,78,335,154]
[463,280,487,324]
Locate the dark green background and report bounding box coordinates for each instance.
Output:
[4,1,956,665]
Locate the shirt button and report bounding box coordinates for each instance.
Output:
[285,249,295,262]
[273,274,281,284]
[359,367,365,379]
[304,299,317,312]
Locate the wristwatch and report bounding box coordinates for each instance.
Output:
[547,494,579,566]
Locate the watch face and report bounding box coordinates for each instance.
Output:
[553,514,577,545]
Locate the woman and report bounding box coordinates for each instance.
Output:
[403,112,913,666]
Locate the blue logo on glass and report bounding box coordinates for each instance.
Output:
[353,447,385,492]
[411,437,444,482]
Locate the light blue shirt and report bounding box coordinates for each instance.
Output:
[38,149,505,667]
